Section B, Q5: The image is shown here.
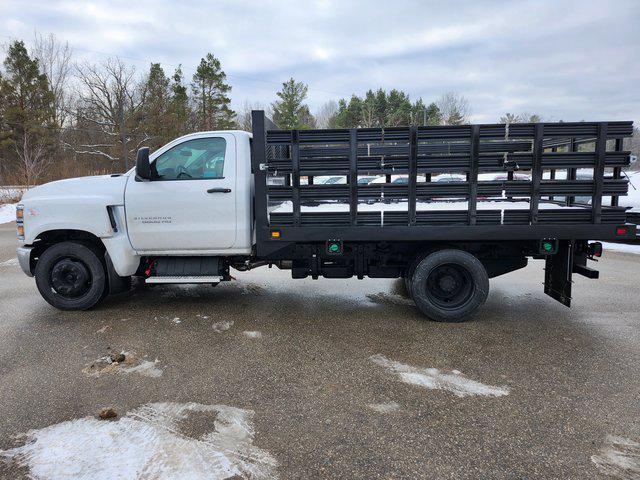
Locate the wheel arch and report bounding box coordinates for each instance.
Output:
[32,229,106,257]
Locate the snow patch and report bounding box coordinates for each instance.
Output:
[602,242,640,255]
[123,359,163,378]
[243,331,262,339]
[367,401,400,413]
[238,282,265,295]
[212,320,234,332]
[591,435,640,479]
[0,402,279,480]
[272,199,583,214]
[83,352,163,378]
[623,171,640,212]
[0,258,19,267]
[366,292,414,307]
[370,354,509,398]
[0,203,16,224]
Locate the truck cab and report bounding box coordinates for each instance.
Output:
[16,130,253,310]
[124,130,253,255]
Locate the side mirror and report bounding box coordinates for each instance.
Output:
[135,147,151,181]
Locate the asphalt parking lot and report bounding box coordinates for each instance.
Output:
[0,221,639,479]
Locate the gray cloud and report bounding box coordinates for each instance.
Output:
[2,0,639,123]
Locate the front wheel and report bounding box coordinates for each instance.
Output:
[35,242,107,311]
[410,249,489,322]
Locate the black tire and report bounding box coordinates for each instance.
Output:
[35,242,107,311]
[410,249,489,322]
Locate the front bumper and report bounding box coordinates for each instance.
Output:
[16,246,33,277]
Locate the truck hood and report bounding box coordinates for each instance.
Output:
[22,174,128,204]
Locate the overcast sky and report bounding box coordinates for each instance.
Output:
[2,0,639,124]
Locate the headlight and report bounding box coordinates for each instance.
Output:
[16,205,24,240]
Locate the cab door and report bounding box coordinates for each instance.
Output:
[124,133,236,253]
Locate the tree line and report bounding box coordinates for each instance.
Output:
[0,35,637,185]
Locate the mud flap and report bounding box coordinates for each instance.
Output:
[105,252,131,295]
[544,240,573,307]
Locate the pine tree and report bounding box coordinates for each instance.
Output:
[140,63,171,150]
[424,102,442,125]
[0,40,56,185]
[191,53,235,131]
[272,78,316,129]
[333,89,424,128]
[168,66,191,136]
[386,89,412,126]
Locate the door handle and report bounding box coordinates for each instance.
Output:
[207,188,231,193]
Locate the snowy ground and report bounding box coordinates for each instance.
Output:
[602,242,640,255]
[624,171,640,212]
[0,186,26,202]
[0,204,16,224]
[271,199,583,214]
[0,185,26,225]
[0,402,278,479]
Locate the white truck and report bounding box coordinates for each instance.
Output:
[14,112,636,321]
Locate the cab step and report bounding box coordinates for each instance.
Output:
[145,276,221,284]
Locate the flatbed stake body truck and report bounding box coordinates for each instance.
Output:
[14,111,637,322]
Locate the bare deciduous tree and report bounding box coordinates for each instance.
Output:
[71,58,149,170]
[15,132,54,186]
[436,92,470,125]
[500,112,543,124]
[236,100,271,132]
[315,100,338,129]
[33,33,73,128]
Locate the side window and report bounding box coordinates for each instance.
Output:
[153,137,226,180]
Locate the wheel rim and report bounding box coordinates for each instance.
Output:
[50,257,92,299]
[424,263,474,310]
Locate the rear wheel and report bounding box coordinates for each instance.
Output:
[410,249,489,322]
[35,242,107,311]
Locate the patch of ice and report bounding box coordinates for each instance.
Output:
[367,401,400,413]
[370,354,509,398]
[0,402,279,479]
[83,352,163,378]
[238,282,265,295]
[0,258,19,267]
[601,242,640,255]
[591,435,640,479]
[243,331,262,339]
[0,203,17,224]
[366,292,414,307]
[123,359,163,378]
[212,320,234,332]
